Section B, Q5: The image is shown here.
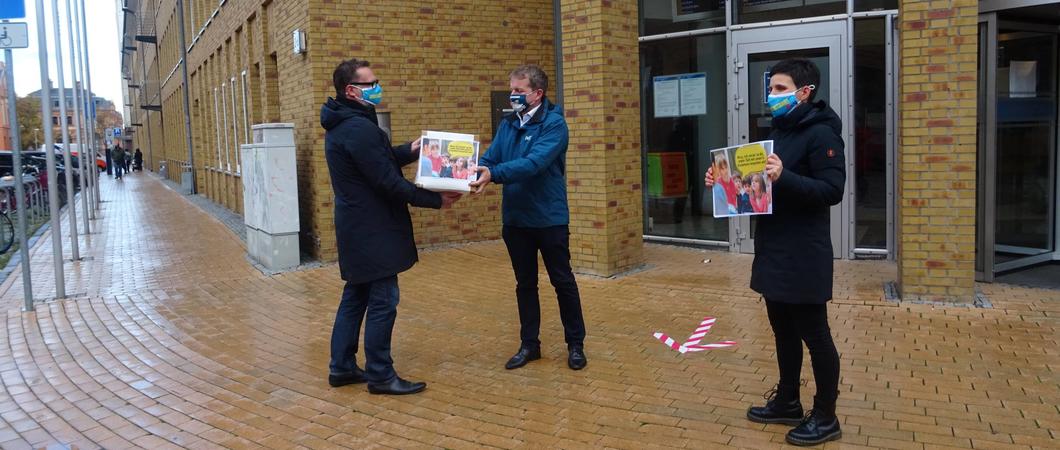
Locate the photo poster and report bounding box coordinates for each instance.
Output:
[415,130,480,192]
[710,140,773,218]
[653,72,707,118]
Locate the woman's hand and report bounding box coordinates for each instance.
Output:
[765,154,784,183]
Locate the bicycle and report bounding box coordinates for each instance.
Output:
[0,189,17,255]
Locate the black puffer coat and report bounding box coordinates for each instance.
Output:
[750,100,846,304]
[321,97,442,283]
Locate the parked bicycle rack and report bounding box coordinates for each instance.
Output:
[0,176,47,223]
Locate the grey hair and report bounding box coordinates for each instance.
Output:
[509,64,548,93]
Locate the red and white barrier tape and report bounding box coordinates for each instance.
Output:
[653,316,736,353]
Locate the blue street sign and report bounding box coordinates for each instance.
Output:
[114,128,122,137]
[0,1,27,20]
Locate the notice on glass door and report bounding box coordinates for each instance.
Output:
[653,75,681,118]
[654,72,707,118]
[679,73,707,116]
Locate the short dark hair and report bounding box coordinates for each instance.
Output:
[770,58,820,101]
[332,58,371,97]
[509,65,548,93]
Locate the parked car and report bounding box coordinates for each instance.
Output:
[52,144,107,172]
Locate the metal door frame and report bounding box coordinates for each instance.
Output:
[729,20,851,256]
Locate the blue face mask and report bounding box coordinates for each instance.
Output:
[355,83,383,106]
[766,85,813,118]
[510,93,528,112]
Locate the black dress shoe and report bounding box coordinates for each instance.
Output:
[328,368,366,387]
[504,346,541,370]
[367,377,427,395]
[746,385,803,425]
[567,345,587,370]
[786,409,842,446]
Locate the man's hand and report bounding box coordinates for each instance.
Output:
[440,192,462,209]
[468,166,492,194]
[704,167,715,187]
[765,153,784,183]
[410,137,423,155]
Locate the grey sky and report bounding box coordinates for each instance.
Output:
[7,0,123,119]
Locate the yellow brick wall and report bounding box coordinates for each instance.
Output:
[155,0,314,239]
[560,0,644,276]
[140,0,643,277]
[897,0,978,302]
[306,0,557,262]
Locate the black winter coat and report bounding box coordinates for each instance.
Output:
[321,97,442,283]
[750,100,846,304]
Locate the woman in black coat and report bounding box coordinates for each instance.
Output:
[707,59,845,446]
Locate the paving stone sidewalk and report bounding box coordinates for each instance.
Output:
[0,172,1055,449]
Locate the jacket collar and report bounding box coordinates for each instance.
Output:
[336,96,379,125]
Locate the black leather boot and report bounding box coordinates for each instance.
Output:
[785,396,841,446]
[746,384,803,425]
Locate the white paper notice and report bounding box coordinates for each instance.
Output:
[1010,61,1037,98]
[653,75,680,118]
[679,73,707,116]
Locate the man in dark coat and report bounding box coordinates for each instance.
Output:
[707,59,845,446]
[321,58,461,396]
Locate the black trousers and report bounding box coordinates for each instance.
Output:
[764,300,840,409]
[502,225,586,347]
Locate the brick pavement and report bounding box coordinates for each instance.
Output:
[0,172,1055,449]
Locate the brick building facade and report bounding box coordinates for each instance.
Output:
[123,0,1060,302]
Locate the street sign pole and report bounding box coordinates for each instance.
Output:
[3,26,35,311]
[33,0,66,299]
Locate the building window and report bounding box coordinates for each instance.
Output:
[734,0,846,25]
[640,0,725,37]
[221,82,230,171]
[853,18,889,249]
[240,70,250,144]
[854,0,897,12]
[640,34,729,241]
[230,76,239,173]
[213,87,222,168]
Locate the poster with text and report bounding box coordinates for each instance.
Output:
[710,140,773,218]
[415,130,480,192]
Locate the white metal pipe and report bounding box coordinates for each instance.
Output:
[33,0,66,298]
[52,0,80,261]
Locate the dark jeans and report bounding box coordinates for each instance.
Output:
[765,300,840,409]
[329,275,400,383]
[502,225,586,347]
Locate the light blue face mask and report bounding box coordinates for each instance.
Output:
[355,83,383,106]
[766,85,814,118]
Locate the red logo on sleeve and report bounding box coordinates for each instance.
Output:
[827,149,836,158]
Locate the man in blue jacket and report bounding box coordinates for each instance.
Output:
[321,58,461,395]
[470,65,587,371]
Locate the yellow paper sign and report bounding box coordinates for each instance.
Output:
[734,143,767,174]
[447,141,475,158]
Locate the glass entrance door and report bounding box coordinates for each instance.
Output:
[977,14,1059,280]
[730,21,850,256]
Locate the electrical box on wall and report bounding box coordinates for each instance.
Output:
[292,29,306,54]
